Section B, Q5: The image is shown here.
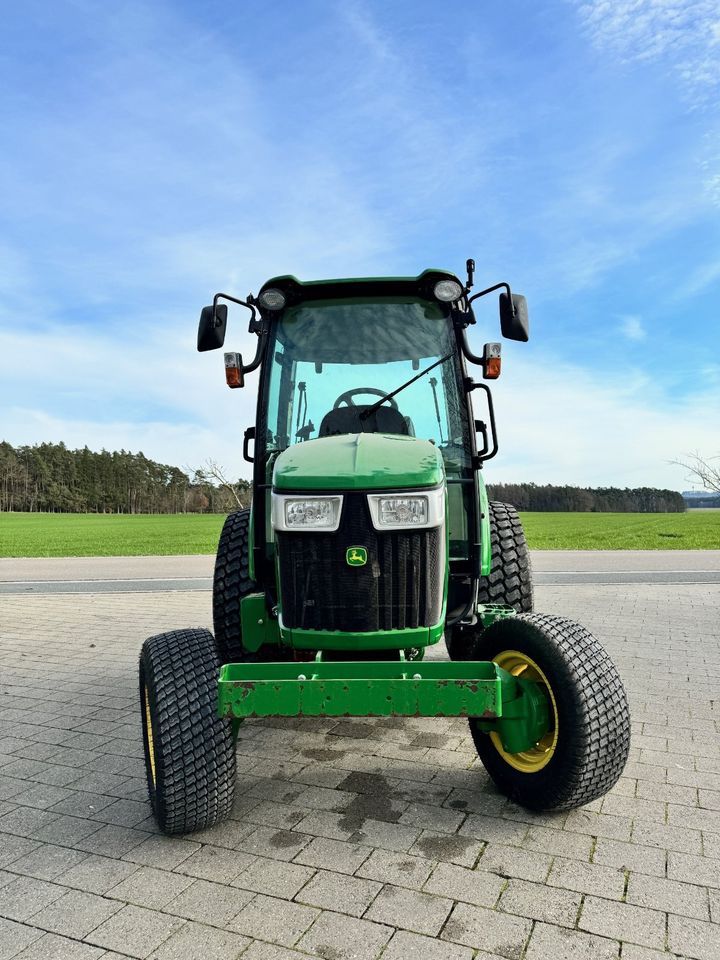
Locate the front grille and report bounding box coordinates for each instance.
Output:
[277,493,443,632]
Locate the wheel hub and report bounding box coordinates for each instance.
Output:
[489,649,558,772]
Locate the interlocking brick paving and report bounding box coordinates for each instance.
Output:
[0,580,718,959]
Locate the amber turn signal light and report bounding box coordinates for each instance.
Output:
[482,342,501,380]
[224,352,245,389]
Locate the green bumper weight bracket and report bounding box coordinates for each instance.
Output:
[217,657,552,756]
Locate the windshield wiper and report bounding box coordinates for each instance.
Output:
[358,352,454,421]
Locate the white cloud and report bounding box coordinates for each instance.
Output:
[2,408,224,477]
[2,322,717,491]
[618,315,646,341]
[476,344,719,490]
[0,317,259,481]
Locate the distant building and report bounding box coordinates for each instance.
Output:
[682,491,720,508]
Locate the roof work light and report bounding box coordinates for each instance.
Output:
[258,288,287,310]
[433,279,463,302]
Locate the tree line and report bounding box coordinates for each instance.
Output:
[0,441,686,514]
[486,482,685,513]
[0,441,250,514]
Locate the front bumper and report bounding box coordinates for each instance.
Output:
[219,659,504,720]
[217,650,551,755]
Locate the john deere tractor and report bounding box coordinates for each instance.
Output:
[139,261,630,835]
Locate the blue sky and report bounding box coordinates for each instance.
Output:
[1,0,718,488]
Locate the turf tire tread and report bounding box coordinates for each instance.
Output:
[139,627,236,835]
[448,500,533,661]
[478,500,534,610]
[213,509,254,663]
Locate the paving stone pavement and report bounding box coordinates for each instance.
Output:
[0,580,718,960]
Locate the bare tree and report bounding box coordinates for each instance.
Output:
[201,459,247,508]
[670,452,720,494]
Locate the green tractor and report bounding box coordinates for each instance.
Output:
[139,261,630,835]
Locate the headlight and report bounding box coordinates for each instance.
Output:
[271,494,343,532]
[258,288,286,310]
[379,497,427,525]
[433,279,463,302]
[367,487,444,530]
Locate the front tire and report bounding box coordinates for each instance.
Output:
[469,614,630,811]
[139,628,236,835]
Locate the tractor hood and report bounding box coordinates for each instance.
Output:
[272,433,445,491]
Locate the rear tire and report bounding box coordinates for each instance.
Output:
[139,628,236,835]
[213,510,290,665]
[213,509,253,664]
[478,500,533,610]
[448,500,533,660]
[468,613,630,811]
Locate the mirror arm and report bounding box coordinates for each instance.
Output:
[212,292,260,329]
[211,291,267,374]
[241,323,269,375]
[458,325,484,366]
[468,281,513,309]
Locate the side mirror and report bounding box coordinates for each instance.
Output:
[499,293,529,342]
[197,304,227,352]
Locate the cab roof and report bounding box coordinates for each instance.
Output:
[257,269,462,307]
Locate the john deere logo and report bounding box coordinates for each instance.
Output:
[346,546,367,567]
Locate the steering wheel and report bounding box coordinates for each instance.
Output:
[333,387,398,410]
[333,387,399,410]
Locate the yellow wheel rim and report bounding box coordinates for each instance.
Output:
[143,686,157,787]
[489,649,559,773]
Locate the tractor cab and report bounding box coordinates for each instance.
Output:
[257,274,477,630]
[260,282,465,454]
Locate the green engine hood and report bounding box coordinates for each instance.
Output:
[273,433,445,491]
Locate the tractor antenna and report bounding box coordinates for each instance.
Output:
[466,259,475,290]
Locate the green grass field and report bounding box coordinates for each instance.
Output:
[0,513,227,558]
[1,510,719,557]
[521,511,720,550]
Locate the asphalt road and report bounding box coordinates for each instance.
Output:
[1,550,719,594]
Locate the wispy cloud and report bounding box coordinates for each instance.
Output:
[618,315,646,341]
[573,0,720,108]
[573,0,720,211]
[673,254,720,298]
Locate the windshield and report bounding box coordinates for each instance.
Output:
[262,298,471,473]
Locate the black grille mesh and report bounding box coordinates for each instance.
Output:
[277,493,443,632]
